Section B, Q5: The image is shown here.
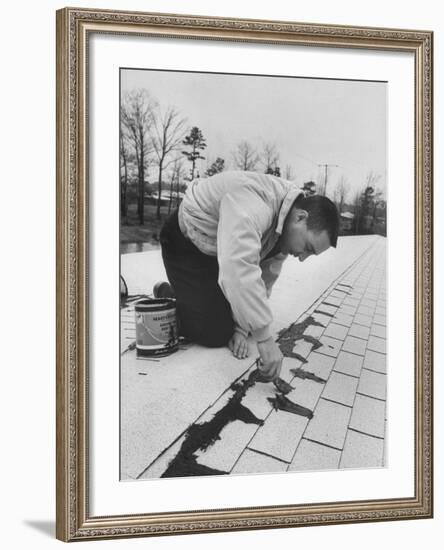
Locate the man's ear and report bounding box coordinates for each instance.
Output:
[292,208,309,223]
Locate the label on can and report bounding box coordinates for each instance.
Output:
[135,299,178,356]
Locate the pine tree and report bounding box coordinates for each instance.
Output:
[205,157,225,177]
[182,127,207,180]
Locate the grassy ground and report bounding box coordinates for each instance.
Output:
[120,201,179,251]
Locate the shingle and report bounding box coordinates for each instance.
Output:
[287,377,324,410]
[348,323,370,340]
[304,399,351,449]
[370,324,386,339]
[195,420,260,472]
[354,314,373,328]
[349,394,385,438]
[316,303,338,316]
[333,312,354,327]
[367,336,386,354]
[373,314,386,326]
[289,439,341,472]
[358,369,386,400]
[300,352,336,379]
[248,410,309,463]
[231,449,288,475]
[340,430,384,468]
[241,378,279,419]
[342,335,367,356]
[304,323,325,338]
[360,298,377,309]
[363,350,386,374]
[330,290,348,300]
[323,323,349,341]
[343,296,360,307]
[311,311,333,327]
[357,305,374,317]
[334,351,363,377]
[280,357,304,382]
[322,372,358,406]
[324,295,343,307]
[338,304,358,316]
[318,335,342,357]
[292,339,315,359]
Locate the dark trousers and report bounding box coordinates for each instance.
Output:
[159,209,234,347]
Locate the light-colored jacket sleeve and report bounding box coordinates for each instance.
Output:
[217,186,275,342]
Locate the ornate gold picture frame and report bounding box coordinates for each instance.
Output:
[56,7,433,542]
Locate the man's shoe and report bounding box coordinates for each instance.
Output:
[153,281,175,299]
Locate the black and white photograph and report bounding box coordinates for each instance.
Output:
[119,67,387,481]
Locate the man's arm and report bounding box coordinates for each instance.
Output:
[217,186,273,340]
[216,186,283,379]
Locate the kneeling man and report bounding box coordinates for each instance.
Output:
[157,170,339,381]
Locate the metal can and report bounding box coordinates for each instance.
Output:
[134,298,178,357]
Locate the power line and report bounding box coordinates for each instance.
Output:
[292,152,319,167]
[317,163,339,196]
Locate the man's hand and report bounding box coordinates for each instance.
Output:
[256,337,283,381]
[228,332,249,359]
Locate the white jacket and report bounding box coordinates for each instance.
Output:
[178,171,304,342]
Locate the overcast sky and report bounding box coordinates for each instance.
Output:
[121,68,386,198]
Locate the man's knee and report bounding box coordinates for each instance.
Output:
[177,307,234,348]
[186,304,234,348]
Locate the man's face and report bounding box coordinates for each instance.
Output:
[280,208,331,261]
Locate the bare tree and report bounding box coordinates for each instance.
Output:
[365,170,382,188]
[167,156,186,214]
[352,188,364,235]
[121,89,156,224]
[261,142,280,174]
[119,131,129,221]
[232,140,260,171]
[363,171,383,233]
[371,187,386,234]
[333,175,350,214]
[352,171,384,235]
[151,105,187,219]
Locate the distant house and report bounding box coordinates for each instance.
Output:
[145,191,185,206]
[340,211,354,233]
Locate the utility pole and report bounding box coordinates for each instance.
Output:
[318,163,339,196]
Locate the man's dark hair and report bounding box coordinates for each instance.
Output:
[294,194,340,248]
